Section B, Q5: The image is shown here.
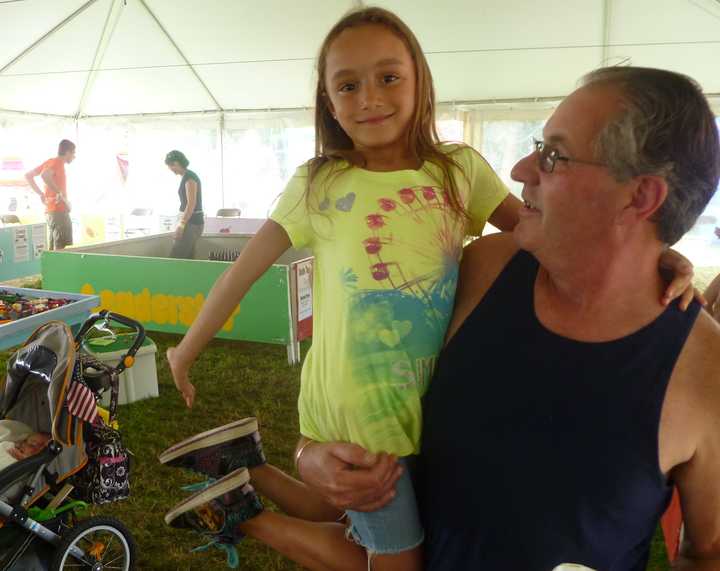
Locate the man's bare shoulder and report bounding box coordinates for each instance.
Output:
[683,309,720,387]
[459,232,519,289]
[672,310,720,421]
[446,232,519,343]
[462,231,518,266]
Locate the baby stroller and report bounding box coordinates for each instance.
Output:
[0,310,145,570]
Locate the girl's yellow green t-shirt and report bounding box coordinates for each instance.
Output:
[270,145,508,455]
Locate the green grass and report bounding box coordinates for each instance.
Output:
[100,334,305,570]
[2,333,305,570]
[3,267,718,569]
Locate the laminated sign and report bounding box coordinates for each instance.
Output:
[294,258,314,341]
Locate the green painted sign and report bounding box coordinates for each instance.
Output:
[42,252,292,344]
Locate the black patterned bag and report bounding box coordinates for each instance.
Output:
[71,356,132,504]
[74,421,131,504]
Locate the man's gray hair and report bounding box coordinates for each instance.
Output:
[582,67,719,245]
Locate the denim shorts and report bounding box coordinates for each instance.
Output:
[345,456,424,555]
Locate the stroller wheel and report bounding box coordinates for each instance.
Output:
[50,516,136,571]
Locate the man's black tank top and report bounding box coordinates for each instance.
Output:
[419,250,701,571]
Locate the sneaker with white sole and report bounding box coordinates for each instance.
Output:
[165,467,264,567]
[159,417,266,478]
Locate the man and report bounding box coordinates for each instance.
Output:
[297,67,720,570]
[25,139,76,250]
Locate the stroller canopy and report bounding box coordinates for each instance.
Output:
[1,321,79,447]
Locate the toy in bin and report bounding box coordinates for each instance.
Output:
[0,309,144,570]
[0,289,73,323]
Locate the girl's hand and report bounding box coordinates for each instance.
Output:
[167,346,196,408]
[659,248,705,310]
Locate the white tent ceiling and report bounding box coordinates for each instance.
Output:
[1,0,719,118]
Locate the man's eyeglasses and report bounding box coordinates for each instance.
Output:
[532,139,607,174]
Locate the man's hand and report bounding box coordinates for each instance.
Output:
[58,194,71,212]
[296,440,402,512]
[174,225,185,240]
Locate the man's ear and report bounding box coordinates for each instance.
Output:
[622,175,669,223]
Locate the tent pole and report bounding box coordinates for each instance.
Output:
[0,0,101,74]
[137,0,223,112]
[601,0,613,66]
[75,0,122,120]
[220,113,225,208]
[0,108,74,119]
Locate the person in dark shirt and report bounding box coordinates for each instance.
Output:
[165,150,204,259]
[295,67,720,570]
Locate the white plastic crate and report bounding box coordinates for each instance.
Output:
[87,338,159,406]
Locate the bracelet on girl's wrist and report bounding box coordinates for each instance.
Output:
[295,439,315,470]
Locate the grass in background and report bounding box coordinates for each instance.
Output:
[1,333,304,570]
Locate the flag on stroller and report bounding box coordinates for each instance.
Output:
[67,381,98,423]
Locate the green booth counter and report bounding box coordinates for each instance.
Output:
[42,233,313,364]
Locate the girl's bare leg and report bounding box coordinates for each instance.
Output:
[249,463,342,522]
[239,511,422,571]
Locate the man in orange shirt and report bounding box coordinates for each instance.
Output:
[25,139,76,250]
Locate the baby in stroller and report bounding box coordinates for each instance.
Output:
[0,420,51,469]
[0,311,144,571]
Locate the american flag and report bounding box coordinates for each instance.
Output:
[67,382,98,423]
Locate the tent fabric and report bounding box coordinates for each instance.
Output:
[1,0,719,118]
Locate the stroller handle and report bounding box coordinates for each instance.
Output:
[75,310,146,373]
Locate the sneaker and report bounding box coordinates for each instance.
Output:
[159,417,266,478]
[165,467,264,559]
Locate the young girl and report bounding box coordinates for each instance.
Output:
[161,7,695,571]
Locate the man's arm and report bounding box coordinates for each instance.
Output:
[41,168,71,210]
[24,169,45,203]
[40,168,61,195]
[672,318,720,569]
[295,437,402,512]
[673,441,720,569]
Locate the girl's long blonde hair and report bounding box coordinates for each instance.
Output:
[307,7,468,219]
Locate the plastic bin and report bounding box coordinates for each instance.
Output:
[0,286,99,350]
[84,334,159,406]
